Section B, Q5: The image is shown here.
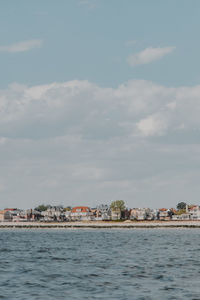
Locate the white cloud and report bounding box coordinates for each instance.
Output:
[127,46,175,66]
[136,114,168,137]
[0,39,43,53]
[1,79,200,208]
[1,79,200,139]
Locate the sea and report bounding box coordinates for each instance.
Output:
[0,228,200,300]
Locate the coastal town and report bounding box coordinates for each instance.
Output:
[0,201,200,223]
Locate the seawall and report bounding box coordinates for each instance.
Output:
[1,221,200,229]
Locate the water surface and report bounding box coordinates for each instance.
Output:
[0,228,200,299]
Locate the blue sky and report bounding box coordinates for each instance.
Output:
[1,0,200,88]
[1,0,200,209]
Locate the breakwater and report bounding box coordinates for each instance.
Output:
[1,221,200,228]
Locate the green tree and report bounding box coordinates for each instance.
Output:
[64,206,72,211]
[176,209,186,215]
[110,200,126,211]
[176,202,187,210]
[35,204,49,212]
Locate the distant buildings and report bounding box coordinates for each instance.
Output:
[1,202,200,222]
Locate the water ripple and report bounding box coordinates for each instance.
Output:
[0,228,200,299]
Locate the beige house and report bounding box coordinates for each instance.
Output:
[130,208,147,221]
[111,208,121,220]
[186,205,200,220]
[0,210,12,222]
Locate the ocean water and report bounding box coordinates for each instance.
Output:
[0,229,200,300]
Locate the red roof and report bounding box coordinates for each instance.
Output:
[159,208,167,212]
[71,206,90,213]
[189,205,198,210]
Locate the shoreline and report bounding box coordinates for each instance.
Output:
[1,221,200,229]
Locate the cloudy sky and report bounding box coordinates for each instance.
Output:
[1,0,200,209]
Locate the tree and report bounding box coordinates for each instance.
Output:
[64,206,72,212]
[176,202,187,210]
[110,200,126,211]
[35,204,49,212]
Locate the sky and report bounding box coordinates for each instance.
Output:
[1,0,200,209]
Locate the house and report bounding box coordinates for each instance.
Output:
[172,214,181,220]
[70,206,93,221]
[90,208,98,219]
[136,209,147,221]
[159,208,172,220]
[0,210,13,222]
[41,206,65,221]
[130,208,155,221]
[179,213,191,220]
[26,209,42,221]
[111,208,121,220]
[12,210,27,222]
[186,205,200,220]
[64,210,71,221]
[146,209,157,220]
[130,209,139,220]
[121,209,130,220]
[4,208,25,222]
[96,204,111,221]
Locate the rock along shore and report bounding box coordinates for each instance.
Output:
[1,221,200,229]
